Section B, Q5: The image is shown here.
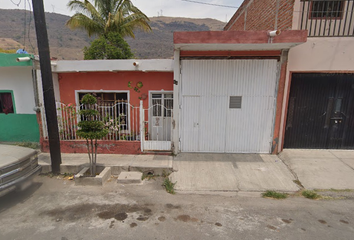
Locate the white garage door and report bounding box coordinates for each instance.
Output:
[180,59,278,153]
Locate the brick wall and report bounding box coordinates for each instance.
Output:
[224,0,295,31]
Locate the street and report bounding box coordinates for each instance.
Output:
[0,175,353,240]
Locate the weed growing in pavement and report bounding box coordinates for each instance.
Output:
[302,190,321,199]
[262,190,288,199]
[162,178,176,194]
[15,142,40,149]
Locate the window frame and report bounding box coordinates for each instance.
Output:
[0,90,16,114]
[309,0,345,20]
[75,90,130,130]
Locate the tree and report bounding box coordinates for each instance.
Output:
[66,0,151,38]
[83,32,133,59]
[77,94,108,176]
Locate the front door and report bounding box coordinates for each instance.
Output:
[150,93,173,141]
[284,73,354,149]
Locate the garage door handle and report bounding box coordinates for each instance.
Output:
[324,98,334,128]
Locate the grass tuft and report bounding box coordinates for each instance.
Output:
[162,178,176,194]
[262,190,288,199]
[302,190,321,199]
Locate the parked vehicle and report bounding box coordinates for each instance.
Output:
[0,145,41,197]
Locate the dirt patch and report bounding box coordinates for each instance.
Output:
[267,225,277,230]
[281,219,292,224]
[340,220,349,224]
[130,223,137,228]
[176,215,191,222]
[137,216,149,221]
[318,220,327,224]
[114,212,128,221]
[158,216,166,222]
[41,203,154,222]
[215,222,222,227]
[165,203,181,209]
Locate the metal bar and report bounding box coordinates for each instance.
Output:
[307,1,312,35]
[305,1,311,35]
[349,1,354,35]
[300,0,306,30]
[308,2,316,36]
[333,1,339,36]
[342,0,350,35]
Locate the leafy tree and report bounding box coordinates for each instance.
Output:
[77,94,108,176]
[84,32,133,59]
[66,0,151,38]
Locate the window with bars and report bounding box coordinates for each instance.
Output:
[78,92,129,129]
[310,1,344,18]
[152,93,173,117]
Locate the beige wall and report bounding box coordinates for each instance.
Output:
[279,36,354,152]
[288,37,354,72]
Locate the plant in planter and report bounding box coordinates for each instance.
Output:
[77,94,108,176]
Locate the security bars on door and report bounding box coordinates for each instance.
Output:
[53,101,140,141]
[144,93,173,142]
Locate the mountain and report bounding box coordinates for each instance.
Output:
[0,9,226,60]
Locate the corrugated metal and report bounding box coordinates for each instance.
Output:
[180,59,278,153]
[284,73,354,149]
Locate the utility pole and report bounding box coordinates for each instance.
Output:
[32,0,61,173]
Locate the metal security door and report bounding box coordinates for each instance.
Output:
[150,93,173,141]
[180,59,278,153]
[284,73,354,149]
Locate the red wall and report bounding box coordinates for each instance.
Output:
[58,71,173,109]
[225,0,295,31]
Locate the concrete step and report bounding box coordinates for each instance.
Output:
[38,153,173,175]
[117,171,142,184]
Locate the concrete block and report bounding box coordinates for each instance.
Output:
[117,171,142,184]
[74,167,111,186]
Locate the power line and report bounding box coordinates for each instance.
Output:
[27,0,36,53]
[10,0,22,7]
[23,0,26,49]
[180,0,239,9]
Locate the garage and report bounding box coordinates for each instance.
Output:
[284,73,354,149]
[180,59,278,153]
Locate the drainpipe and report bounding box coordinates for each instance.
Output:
[31,58,40,112]
[275,0,280,30]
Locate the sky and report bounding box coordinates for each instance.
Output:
[1,0,244,22]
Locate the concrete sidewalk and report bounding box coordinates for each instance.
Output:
[170,153,299,193]
[38,153,173,175]
[279,149,354,190]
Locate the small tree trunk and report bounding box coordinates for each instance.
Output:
[86,139,92,175]
[91,139,94,176]
[94,139,98,177]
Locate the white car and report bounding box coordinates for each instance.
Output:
[0,145,42,197]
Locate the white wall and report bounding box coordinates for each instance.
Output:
[52,59,174,73]
[0,66,36,114]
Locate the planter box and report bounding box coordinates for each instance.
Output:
[74,166,111,186]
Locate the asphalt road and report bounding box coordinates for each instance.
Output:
[0,175,353,240]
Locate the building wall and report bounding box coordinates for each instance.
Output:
[58,71,173,109]
[0,66,40,142]
[288,37,354,72]
[225,0,295,31]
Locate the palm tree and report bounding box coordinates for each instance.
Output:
[66,0,151,38]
